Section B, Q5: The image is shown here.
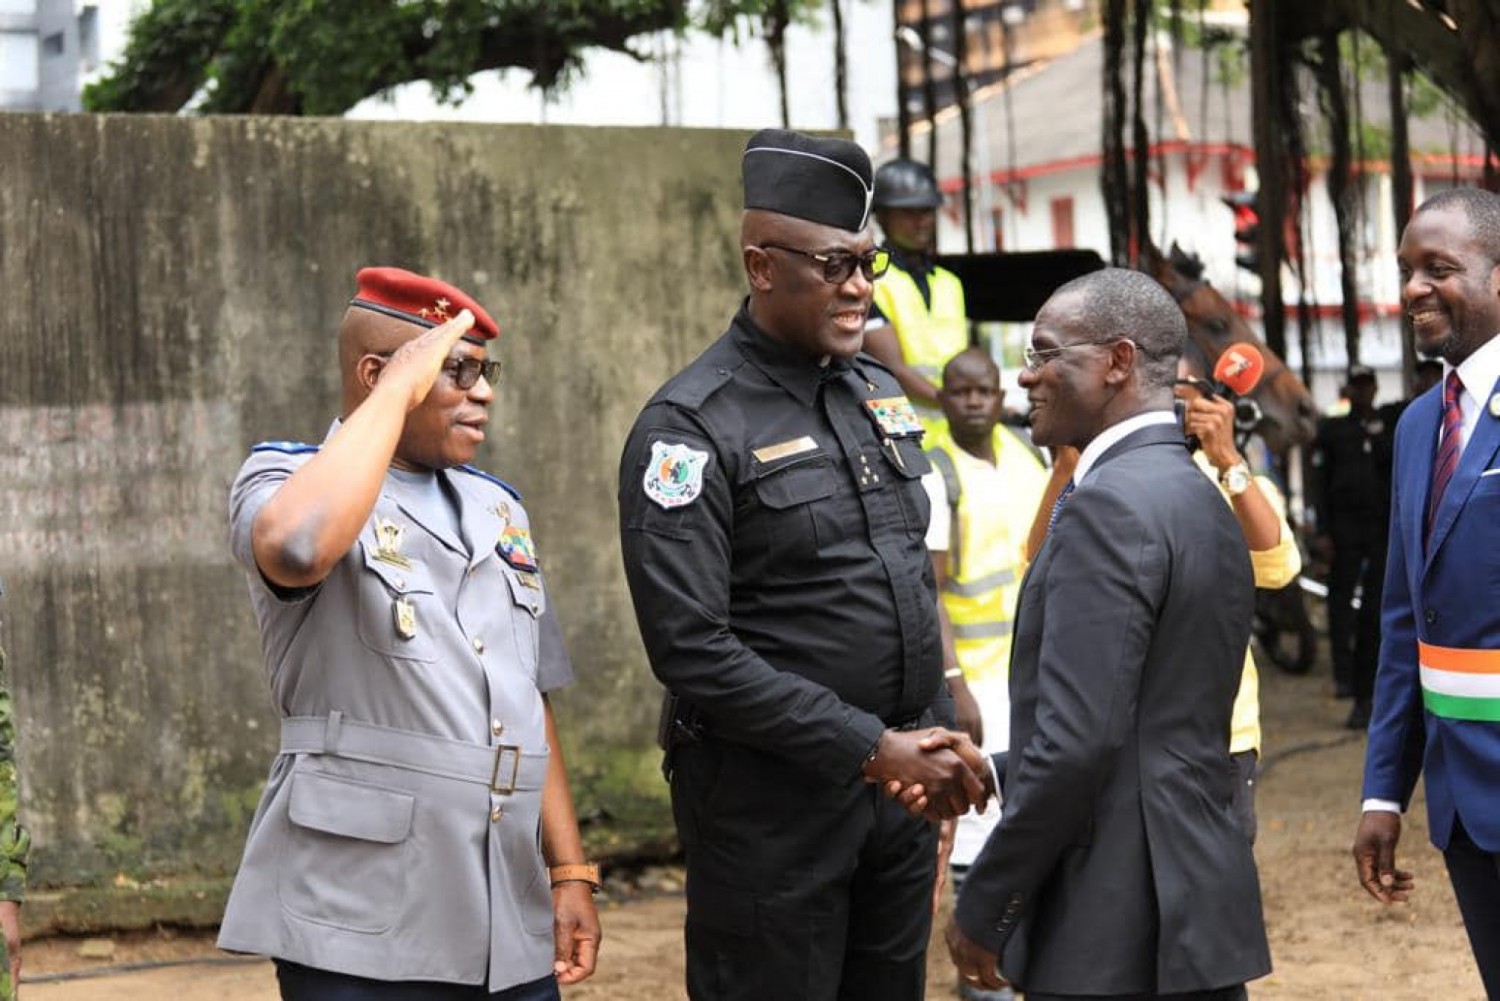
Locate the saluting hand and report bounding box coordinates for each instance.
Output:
[375,308,476,412]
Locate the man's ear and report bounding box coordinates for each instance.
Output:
[1104,338,1137,386]
[745,246,775,292]
[355,354,385,393]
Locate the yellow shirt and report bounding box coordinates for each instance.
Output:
[1192,451,1301,754]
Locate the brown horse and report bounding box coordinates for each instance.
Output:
[1141,241,1319,455]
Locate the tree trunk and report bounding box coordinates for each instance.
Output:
[1250,0,1288,360]
[1130,0,1151,265]
[766,1,790,128]
[1102,0,1130,265]
[832,0,848,131]
[920,0,938,169]
[1314,31,1362,364]
[953,3,975,252]
[1389,52,1418,392]
[896,1,911,159]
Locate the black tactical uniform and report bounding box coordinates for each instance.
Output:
[1311,392,1396,721]
[619,303,948,1001]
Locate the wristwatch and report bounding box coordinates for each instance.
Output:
[549,862,603,892]
[1219,461,1252,497]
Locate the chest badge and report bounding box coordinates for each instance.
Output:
[864,396,923,438]
[495,507,539,573]
[644,441,709,509]
[393,596,418,639]
[373,516,413,569]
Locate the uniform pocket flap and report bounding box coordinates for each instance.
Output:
[752,457,836,510]
[359,543,435,595]
[288,771,415,844]
[505,568,545,618]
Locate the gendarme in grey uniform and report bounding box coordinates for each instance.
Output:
[218,428,572,992]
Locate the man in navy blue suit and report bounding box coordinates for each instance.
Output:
[1355,187,1500,997]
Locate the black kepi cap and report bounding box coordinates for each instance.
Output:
[742,128,874,233]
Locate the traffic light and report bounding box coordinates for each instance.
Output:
[1221,191,1259,273]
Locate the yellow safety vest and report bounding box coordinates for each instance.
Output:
[872,262,968,438]
[926,425,1050,683]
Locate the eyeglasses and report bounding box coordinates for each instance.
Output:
[372,353,502,389]
[1021,340,1119,371]
[759,243,892,284]
[442,357,502,389]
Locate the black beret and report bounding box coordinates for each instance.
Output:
[742,128,874,233]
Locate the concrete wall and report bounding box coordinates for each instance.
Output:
[0,112,747,891]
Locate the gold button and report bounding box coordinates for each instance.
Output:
[492,719,505,737]
[490,806,504,822]
[860,477,869,486]
[472,637,485,654]
[872,474,880,483]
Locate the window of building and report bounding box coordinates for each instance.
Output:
[1050,196,1075,249]
[41,30,62,56]
[0,0,37,15]
[78,5,98,70]
[0,32,38,89]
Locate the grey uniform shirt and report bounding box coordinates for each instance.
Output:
[217,429,571,991]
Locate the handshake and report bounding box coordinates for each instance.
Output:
[861,727,995,820]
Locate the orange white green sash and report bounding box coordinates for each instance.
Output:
[1420,642,1500,722]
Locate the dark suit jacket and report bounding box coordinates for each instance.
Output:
[954,421,1271,996]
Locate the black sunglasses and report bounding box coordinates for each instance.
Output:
[759,243,892,285]
[372,353,501,390]
[442,357,502,390]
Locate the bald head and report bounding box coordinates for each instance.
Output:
[942,347,999,386]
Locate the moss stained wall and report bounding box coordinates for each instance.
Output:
[0,112,748,888]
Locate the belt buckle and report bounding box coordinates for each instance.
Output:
[490,744,521,795]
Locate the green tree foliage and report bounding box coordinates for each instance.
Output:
[84,0,823,116]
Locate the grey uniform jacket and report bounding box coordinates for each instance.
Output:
[217,436,572,991]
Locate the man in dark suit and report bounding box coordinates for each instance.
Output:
[930,268,1271,1000]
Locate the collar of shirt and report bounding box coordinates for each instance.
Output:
[1448,332,1500,447]
[887,245,935,277]
[731,302,872,406]
[1074,410,1179,485]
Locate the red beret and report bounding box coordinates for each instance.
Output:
[349,267,500,341]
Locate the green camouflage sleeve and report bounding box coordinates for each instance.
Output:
[0,646,29,904]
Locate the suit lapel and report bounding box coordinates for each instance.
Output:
[1426,373,1500,571]
[1402,391,1440,582]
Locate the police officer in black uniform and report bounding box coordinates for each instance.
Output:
[618,129,985,1001]
[1311,364,1396,729]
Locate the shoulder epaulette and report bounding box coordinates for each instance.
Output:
[659,352,740,411]
[457,464,522,501]
[251,441,320,454]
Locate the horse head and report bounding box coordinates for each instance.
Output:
[1140,241,1318,455]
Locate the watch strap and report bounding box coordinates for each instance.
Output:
[549,862,602,890]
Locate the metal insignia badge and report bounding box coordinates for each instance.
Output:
[644,441,709,510]
[374,516,413,569]
[1490,393,1500,418]
[393,596,417,639]
[864,397,923,437]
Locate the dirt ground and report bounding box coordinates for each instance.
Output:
[21,662,1484,1000]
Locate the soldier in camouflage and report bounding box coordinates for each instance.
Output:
[0,643,28,1001]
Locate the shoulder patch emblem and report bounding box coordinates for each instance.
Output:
[864,397,923,438]
[644,441,709,510]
